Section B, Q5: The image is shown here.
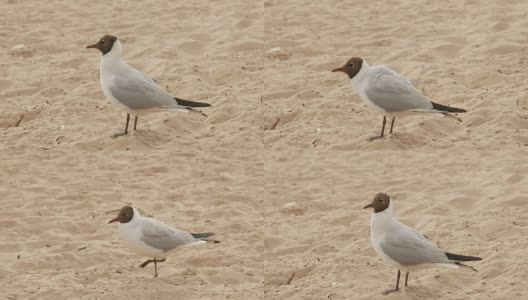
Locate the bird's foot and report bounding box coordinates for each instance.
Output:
[139,259,154,268]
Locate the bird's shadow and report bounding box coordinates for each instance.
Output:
[381,286,432,297]
[366,132,412,143]
[382,289,400,296]
[111,131,129,139]
[367,135,385,142]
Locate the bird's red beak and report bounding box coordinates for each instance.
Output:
[332,66,345,73]
[363,203,374,209]
[108,217,119,224]
[86,44,98,49]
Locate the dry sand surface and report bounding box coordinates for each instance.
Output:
[0,151,263,299]
[1,0,528,299]
[1,0,263,150]
[263,0,528,150]
[2,0,528,150]
[264,151,528,299]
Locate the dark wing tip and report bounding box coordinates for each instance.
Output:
[191,232,215,239]
[445,252,482,261]
[431,102,467,113]
[174,97,212,107]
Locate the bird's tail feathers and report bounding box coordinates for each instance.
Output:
[157,106,208,117]
[446,252,481,271]
[186,240,207,247]
[186,107,208,117]
[441,112,463,122]
[158,106,189,113]
[410,109,463,122]
[191,232,220,243]
[455,262,478,272]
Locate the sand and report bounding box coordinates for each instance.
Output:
[1,0,527,299]
[264,151,528,299]
[0,151,263,299]
[1,0,263,150]
[263,0,528,150]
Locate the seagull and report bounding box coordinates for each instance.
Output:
[363,193,481,293]
[87,35,211,136]
[108,205,217,277]
[332,57,467,140]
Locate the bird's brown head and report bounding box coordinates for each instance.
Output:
[363,192,391,213]
[332,57,363,79]
[87,34,118,55]
[108,205,134,224]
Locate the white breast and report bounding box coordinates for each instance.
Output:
[349,64,386,113]
[118,220,165,259]
[370,212,403,269]
[99,55,134,113]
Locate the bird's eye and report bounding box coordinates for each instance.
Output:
[348,63,354,67]
[99,40,104,44]
[379,199,383,202]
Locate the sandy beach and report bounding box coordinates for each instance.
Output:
[2,0,528,150]
[1,0,528,299]
[263,0,528,150]
[1,0,263,150]
[264,151,528,299]
[0,151,263,299]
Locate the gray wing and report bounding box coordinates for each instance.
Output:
[108,69,180,110]
[364,66,433,113]
[140,219,198,252]
[380,226,449,266]
[137,71,158,85]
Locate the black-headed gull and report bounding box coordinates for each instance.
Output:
[87,35,211,136]
[363,193,481,293]
[332,57,466,140]
[108,206,217,277]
